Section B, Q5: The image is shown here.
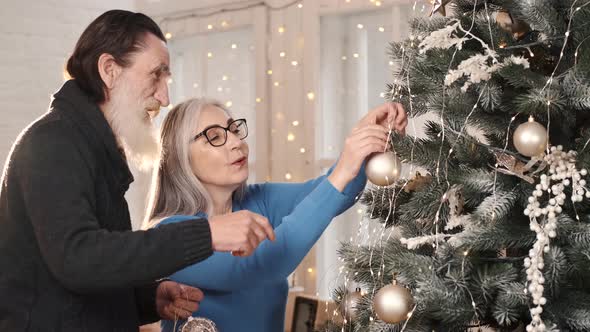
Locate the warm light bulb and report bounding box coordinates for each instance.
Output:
[287,133,295,141]
[225,101,233,107]
[307,92,315,100]
[278,26,285,34]
[292,120,299,126]
[256,97,262,103]
[222,75,228,81]
[267,69,273,75]
[297,3,303,8]
[231,43,237,49]
[165,32,172,39]
[279,51,286,57]
[357,24,364,29]
[291,60,298,66]
[378,26,385,32]
[285,173,292,180]
[353,53,359,58]
[300,147,306,153]
[207,24,213,30]
[207,52,213,58]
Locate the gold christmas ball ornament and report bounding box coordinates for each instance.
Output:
[513,117,548,157]
[372,280,414,324]
[341,288,363,320]
[365,152,401,186]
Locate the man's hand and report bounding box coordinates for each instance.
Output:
[209,210,276,257]
[156,281,204,320]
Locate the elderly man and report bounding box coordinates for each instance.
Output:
[0,10,274,331]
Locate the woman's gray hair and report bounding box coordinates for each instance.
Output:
[143,98,247,229]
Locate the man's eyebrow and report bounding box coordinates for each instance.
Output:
[227,118,234,125]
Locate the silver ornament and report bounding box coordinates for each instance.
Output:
[365,152,401,186]
[513,117,548,157]
[180,317,218,332]
[372,281,414,324]
[341,288,363,320]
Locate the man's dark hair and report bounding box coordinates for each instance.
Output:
[65,10,166,104]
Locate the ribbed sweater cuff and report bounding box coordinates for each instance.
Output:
[177,218,214,265]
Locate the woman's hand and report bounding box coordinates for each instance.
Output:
[328,103,407,192]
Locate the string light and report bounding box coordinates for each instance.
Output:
[207,24,213,30]
[307,268,313,273]
[278,26,285,34]
[306,92,315,100]
[225,101,233,107]
[168,104,174,110]
[292,120,300,126]
[274,81,280,87]
[287,133,295,141]
[342,55,348,60]
[217,86,223,92]
[279,51,286,57]
[231,43,237,49]
[207,52,213,58]
[267,69,273,75]
[300,147,306,153]
[221,20,229,27]
[297,3,303,8]
[291,60,298,66]
[193,83,199,88]
[357,24,364,29]
[256,97,262,103]
[167,78,173,84]
[165,32,172,39]
[222,75,228,81]
[378,26,385,32]
[375,1,382,6]
[285,173,292,180]
[353,53,359,58]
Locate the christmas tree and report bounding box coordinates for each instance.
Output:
[323,1,590,331]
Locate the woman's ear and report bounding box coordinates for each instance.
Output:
[97,53,122,90]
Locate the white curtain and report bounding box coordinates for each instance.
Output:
[315,4,417,299]
[165,27,257,179]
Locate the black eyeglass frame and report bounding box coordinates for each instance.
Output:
[191,118,248,147]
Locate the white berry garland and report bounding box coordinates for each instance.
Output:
[523,145,589,332]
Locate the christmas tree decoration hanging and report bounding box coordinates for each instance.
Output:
[340,287,363,320]
[523,146,589,332]
[495,10,530,39]
[513,117,548,157]
[365,151,401,186]
[180,317,218,332]
[372,278,414,324]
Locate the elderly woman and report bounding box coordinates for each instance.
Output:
[145,98,407,332]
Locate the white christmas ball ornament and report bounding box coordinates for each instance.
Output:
[365,151,402,186]
[513,117,548,157]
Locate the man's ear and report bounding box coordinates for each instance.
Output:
[97,53,122,90]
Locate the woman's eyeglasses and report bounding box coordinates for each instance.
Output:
[192,118,248,147]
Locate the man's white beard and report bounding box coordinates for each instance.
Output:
[104,85,160,171]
